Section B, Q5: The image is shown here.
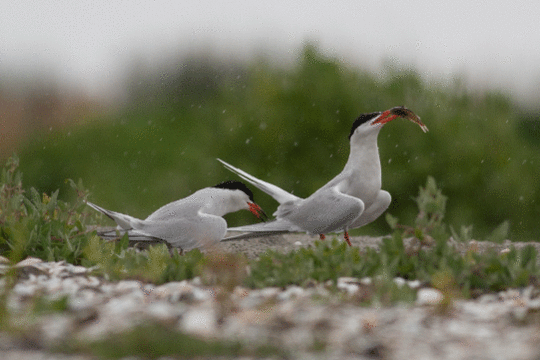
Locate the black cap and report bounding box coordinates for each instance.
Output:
[213,180,254,202]
[348,112,382,139]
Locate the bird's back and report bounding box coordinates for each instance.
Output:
[138,213,227,250]
[144,194,203,222]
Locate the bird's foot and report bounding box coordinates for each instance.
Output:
[344,232,352,247]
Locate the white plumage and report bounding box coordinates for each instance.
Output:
[87,181,265,251]
[221,106,428,245]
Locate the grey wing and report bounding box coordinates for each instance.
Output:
[218,158,300,204]
[273,200,298,218]
[285,186,365,234]
[222,229,291,241]
[134,214,227,251]
[349,190,391,229]
[145,198,199,222]
[228,219,304,233]
[224,219,304,241]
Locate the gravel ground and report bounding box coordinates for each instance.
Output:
[2,234,540,360]
[219,232,540,259]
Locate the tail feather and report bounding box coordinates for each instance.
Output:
[223,218,304,241]
[227,219,303,233]
[86,201,142,230]
[97,228,162,242]
[218,158,299,204]
[221,230,291,241]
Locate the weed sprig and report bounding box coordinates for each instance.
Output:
[1,157,537,297]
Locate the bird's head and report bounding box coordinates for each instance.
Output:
[213,180,267,220]
[348,106,428,140]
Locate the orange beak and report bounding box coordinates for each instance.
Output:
[373,106,428,133]
[248,202,268,221]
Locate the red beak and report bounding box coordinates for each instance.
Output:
[248,202,268,221]
[373,107,428,132]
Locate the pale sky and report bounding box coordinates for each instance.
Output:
[1,0,539,104]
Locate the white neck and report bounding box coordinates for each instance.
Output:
[199,189,246,217]
[344,129,381,174]
[335,128,383,202]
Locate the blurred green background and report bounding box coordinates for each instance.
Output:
[3,44,540,241]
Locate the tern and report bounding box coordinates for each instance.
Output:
[219,106,428,246]
[86,180,266,251]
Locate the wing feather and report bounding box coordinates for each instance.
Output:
[218,158,300,204]
[284,186,365,234]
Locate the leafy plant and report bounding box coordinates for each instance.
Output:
[246,176,538,296]
[1,156,538,302]
[82,234,204,284]
[11,44,540,241]
[0,156,98,264]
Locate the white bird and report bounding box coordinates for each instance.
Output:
[219,106,428,246]
[86,180,266,251]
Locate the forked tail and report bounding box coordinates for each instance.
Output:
[86,201,143,230]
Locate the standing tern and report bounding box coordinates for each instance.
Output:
[86,180,266,251]
[219,106,428,246]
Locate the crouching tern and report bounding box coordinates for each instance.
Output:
[86,180,266,251]
[219,106,428,246]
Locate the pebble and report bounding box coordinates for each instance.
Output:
[407,279,422,289]
[416,288,444,305]
[14,257,43,268]
[393,277,406,287]
[337,280,359,295]
[2,257,540,359]
[359,277,372,285]
[181,306,217,336]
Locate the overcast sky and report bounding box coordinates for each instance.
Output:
[2,0,539,105]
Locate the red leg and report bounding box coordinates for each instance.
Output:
[319,234,326,240]
[344,232,352,247]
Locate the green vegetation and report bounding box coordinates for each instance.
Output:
[0,155,97,264]
[4,43,540,359]
[61,323,286,359]
[2,156,537,297]
[8,44,540,241]
[2,154,540,358]
[2,41,540,356]
[247,176,537,296]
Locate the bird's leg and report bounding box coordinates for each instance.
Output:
[344,232,352,247]
[319,234,326,241]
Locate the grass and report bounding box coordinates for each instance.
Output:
[59,322,288,359]
[0,155,98,265]
[12,44,540,242]
[2,155,536,294]
[1,154,540,357]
